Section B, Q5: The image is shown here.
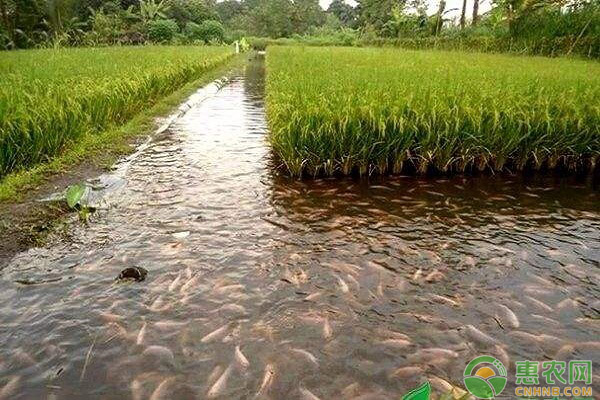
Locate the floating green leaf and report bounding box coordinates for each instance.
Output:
[66,183,86,209]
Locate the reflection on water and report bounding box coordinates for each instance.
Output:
[1,57,599,399]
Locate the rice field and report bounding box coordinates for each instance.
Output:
[266,46,600,177]
[0,46,234,176]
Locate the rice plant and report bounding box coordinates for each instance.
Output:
[0,45,233,176]
[266,46,600,177]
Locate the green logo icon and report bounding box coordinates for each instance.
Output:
[463,355,508,399]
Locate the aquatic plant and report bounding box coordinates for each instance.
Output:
[266,46,600,177]
[0,45,233,176]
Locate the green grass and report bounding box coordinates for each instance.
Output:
[266,46,600,177]
[0,45,234,176]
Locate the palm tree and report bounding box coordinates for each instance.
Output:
[472,0,479,25]
[460,0,467,28]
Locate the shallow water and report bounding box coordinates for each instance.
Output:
[1,57,599,399]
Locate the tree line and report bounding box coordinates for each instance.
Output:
[1,0,598,49]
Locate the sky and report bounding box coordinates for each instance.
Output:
[318,0,492,20]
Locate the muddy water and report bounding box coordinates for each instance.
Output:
[1,57,599,399]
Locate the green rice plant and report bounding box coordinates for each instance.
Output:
[266,46,600,177]
[0,45,234,176]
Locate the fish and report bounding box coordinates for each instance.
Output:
[255,363,275,398]
[149,377,176,400]
[378,339,412,348]
[525,296,553,312]
[154,321,187,331]
[346,274,360,290]
[341,382,360,397]
[0,376,20,399]
[336,275,349,293]
[412,268,423,281]
[465,325,498,346]
[201,324,230,343]
[235,346,249,369]
[555,344,576,360]
[429,294,459,307]
[150,296,167,312]
[425,270,445,283]
[180,275,200,294]
[168,273,182,292]
[299,386,321,400]
[136,322,147,345]
[409,348,459,364]
[376,278,384,297]
[556,298,578,310]
[142,346,175,366]
[323,318,333,340]
[429,376,453,393]
[214,284,245,295]
[171,231,190,239]
[131,378,144,400]
[207,366,224,387]
[215,304,247,314]
[99,312,123,323]
[304,292,322,302]
[495,304,520,329]
[207,364,233,398]
[389,366,423,379]
[493,345,510,368]
[290,348,319,366]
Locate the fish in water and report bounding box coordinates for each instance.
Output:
[168,273,182,292]
[235,346,249,369]
[465,325,498,346]
[299,386,321,400]
[336,275,349,293]
[201,324,230,343]
[180,275,200,294]
[290,348,319,366]
[495,304,520,329]
[0,376,21,400]
[389,366,423,379]
[304,292,322,302]
[149,377,176,400]
[136,322,147,345]
[207,364,233,398]
[142,346,175,367]
[323,318,333,340]
[255,363,275,398]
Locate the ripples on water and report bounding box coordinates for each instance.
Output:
[1,57,599,399]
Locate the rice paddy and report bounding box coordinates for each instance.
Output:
[0,46,234,176]
[266,46,600,177]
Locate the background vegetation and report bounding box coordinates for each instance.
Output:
[1,0,599,58]
[0,46,232,176]
[266,46,600,177]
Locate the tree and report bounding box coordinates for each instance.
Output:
[291,0,326,33]
[460,0,467,28]
[327,0,357,27]
[357,0,407,35]
[472,0,479,25]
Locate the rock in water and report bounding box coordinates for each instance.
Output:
[117,267,148,282]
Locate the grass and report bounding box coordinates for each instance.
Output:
[0,52,245,202]
[0,45,234,177]
[266,46,600,177]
